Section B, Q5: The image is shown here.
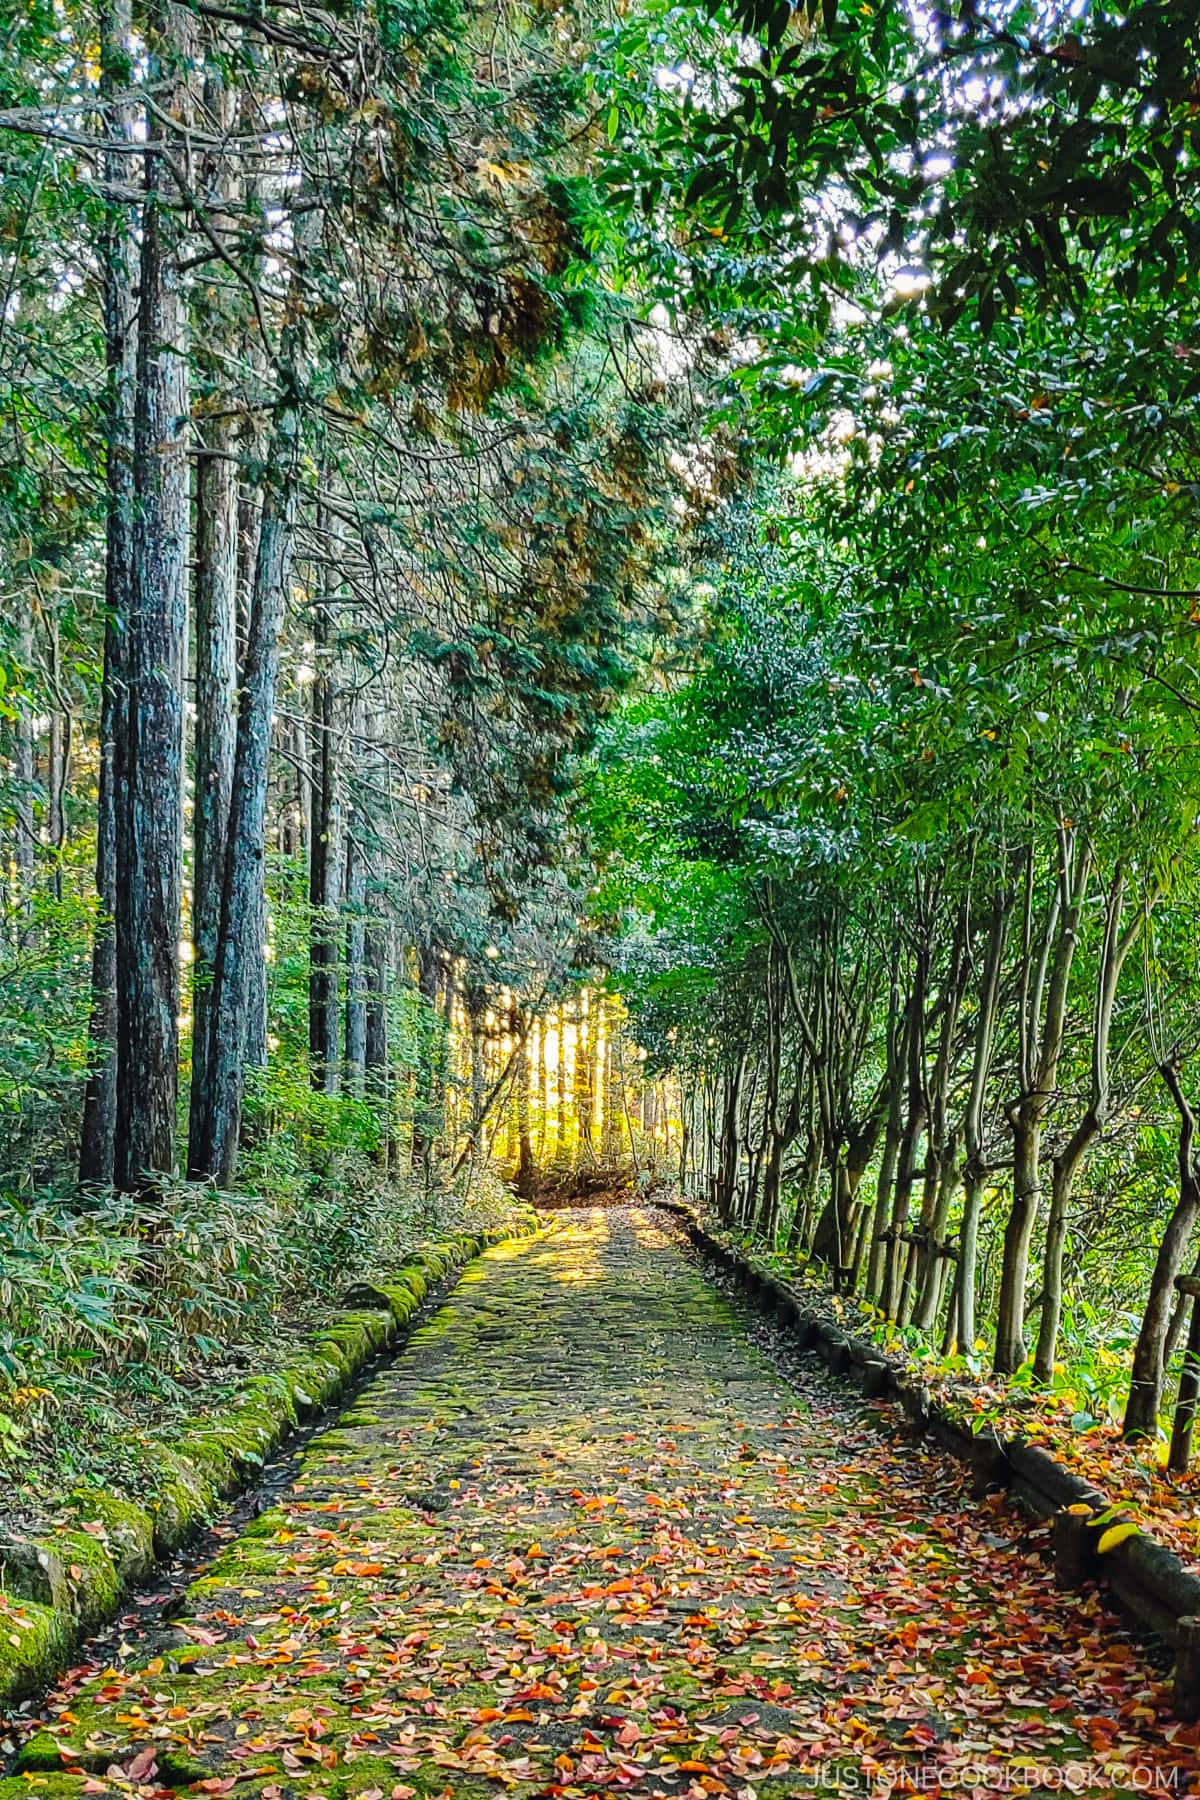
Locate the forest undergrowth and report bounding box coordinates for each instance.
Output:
[0,1164,520,1536]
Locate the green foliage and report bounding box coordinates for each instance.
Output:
[0,876,96,1187]
[0,1165,520,1505]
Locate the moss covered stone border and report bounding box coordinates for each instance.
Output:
[0,1212,540,1712]
[659,1197,1200,1723]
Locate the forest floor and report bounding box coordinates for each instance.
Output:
[3,1208,1197,1800]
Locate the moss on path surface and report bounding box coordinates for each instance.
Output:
[5,1211,1196,1800]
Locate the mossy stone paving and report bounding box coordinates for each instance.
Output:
[7,1210,1197,1800]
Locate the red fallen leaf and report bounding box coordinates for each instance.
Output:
[189,1782,236,1794]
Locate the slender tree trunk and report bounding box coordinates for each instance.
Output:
[912,1126,963,1332]
[514,1004,536,1196]
[715,1053,747,1221]
[308,597,341,1095]
[994,833,1089,1373]
[188,414,239,1150]
[411,943,442,1173]
[576,988,595,1165]
[539,1014,553,1161]
[953,886,1010,1352]
[557,1001,570,1159]
[80,0,137,1184]
[343,824,367,1091]
[46,619,70,901]
[911,901,970,1327]
[1034,1142,1086,1381]
[114,0,191,1192]
[786,1112,822,1253]
[186,385,302,1184]
[186,48,240,1148]
[463,981,488,1164]
[885,966,927,1318]
[7,613,37,949]
[867,979,905,1301]
[1034,868,1139,1380]
[237,434,269,1078]
[364,912,390,1163]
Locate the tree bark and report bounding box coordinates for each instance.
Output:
[308,594,341,1095]
[364,911,390,1162]
[188,400,239,1152]
[186,381,302,1183]
[343,822,367,1091]
[715,1052,747,1221]
[885,958,927,1318]
[1034,866,1142,1380]
[79,0,137,1185]
[411,942,442,1173]
[867,974,905,1301]
[994,832,1089,1373]
[951,885,1010,1352]
[114,0,191,1192]
[514,1004,536,1196]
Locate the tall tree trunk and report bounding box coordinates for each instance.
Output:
[885,962,927,1318]
[364,912,390,1163]
[556,1001,570,1159]
[46,619,70,902]
[576,988,595,1165]
[187,400,239,1154]
[994,832,1089,1373]
[343,822,367,1092]
[114,0,191,1192]
[186,381,302,1182]
[1034,867,1141,1380]
[308,596,341,1095]
[786,1102,822,1253]
[911,1126,964,1331]
[411,942,441,1173]
[538,1013,552,1160]
[79,0,137,1184]
[514,1004,536,1196]
[910,899,970,1328]
[8,617,36,945]
[715,1052,747,1221]
[867,977,904,1301]
[463,980,488,1164]
[952,886,1010,1352]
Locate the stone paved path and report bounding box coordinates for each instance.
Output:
[6,1212,1197,1800]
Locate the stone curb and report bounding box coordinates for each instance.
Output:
[659,1199,1200,1722]
[0,1211,541,1710]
